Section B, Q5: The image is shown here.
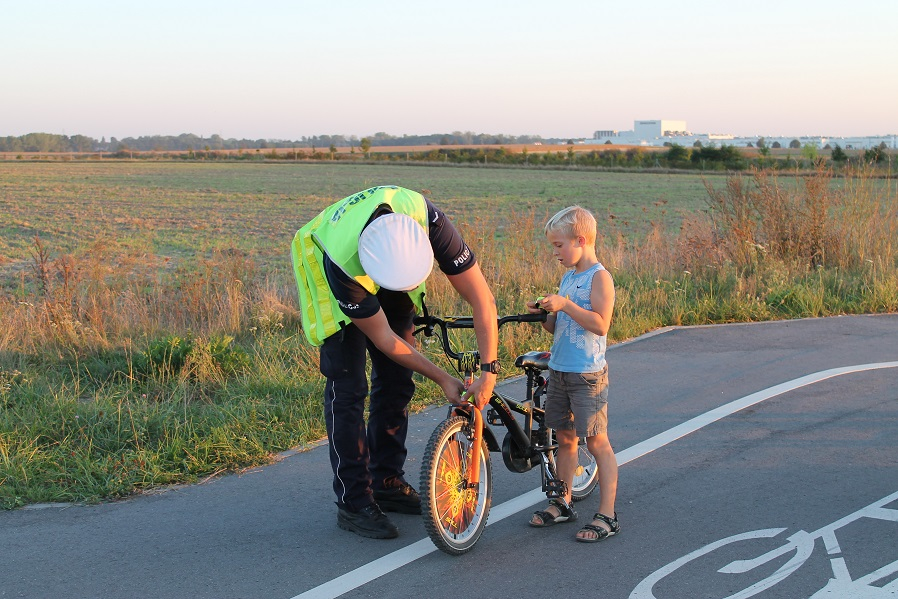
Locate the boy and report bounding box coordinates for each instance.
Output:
[526,205,619,543]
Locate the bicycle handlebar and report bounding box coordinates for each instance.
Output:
[412,311,547,362]
[413,311,546,329]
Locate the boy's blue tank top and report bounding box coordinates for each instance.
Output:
[548,263,607,373]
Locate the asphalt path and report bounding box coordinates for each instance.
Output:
[3,314,897,599]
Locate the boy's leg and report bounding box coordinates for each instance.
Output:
[530,428,579,525]
[554,428,581,505]
[531,369,579,525]
[586,424,618,518]
[577,412,619,541]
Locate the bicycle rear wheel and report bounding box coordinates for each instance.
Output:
[420,415,492,555]
[567,437,599,501]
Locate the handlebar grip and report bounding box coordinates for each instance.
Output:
[516,312,548,323]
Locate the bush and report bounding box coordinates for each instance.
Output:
[139,334,249,379]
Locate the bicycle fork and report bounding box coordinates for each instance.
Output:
[461,362,484,489]
[465,406,484,488]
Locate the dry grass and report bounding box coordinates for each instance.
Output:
[1,163,896,507]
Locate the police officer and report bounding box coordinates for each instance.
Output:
[292,185,499,539]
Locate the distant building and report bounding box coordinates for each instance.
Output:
[633,120,690,139]
[591,120,897,150]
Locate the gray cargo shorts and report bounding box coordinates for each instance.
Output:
[545,366,609,437]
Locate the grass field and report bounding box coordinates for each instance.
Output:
[0,161,722,274]
[1,161,895,508]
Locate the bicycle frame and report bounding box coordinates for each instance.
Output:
[414,310,562,494]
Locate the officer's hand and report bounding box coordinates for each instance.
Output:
[463,374,496,410]
[440,377,467,406]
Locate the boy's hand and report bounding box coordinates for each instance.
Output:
[533,293,566,313]
[526,298,547,314]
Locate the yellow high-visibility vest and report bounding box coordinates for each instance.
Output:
[291,185,429,346]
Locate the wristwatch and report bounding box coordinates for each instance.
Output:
[480,360,501,374]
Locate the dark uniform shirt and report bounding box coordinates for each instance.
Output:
[323,198,475,319]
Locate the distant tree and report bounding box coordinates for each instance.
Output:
[693,140,703,148]
[329,143,337,159]
[757,137,767,149]
[746,142,754,148]
[864,146,885,163]
[664,143,690,165]
[789,139,801,149]
[360,137,371,156]
[801,143,818,161]
[70,135,94,152]
[831,144,847,162]
[604,140,612,145]
[772,141,782,149]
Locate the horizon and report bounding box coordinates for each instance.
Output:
[4,1,897,141]
[4,128,897,144]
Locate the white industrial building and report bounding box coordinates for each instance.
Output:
[591,120,897,150]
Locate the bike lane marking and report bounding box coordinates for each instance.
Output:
[291,361,898,599]
[630,489,898,599]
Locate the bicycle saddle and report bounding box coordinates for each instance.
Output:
[514,351,551,370]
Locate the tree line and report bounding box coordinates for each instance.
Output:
[0,131,550,153]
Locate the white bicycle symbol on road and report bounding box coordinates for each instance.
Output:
[631,489,898,599]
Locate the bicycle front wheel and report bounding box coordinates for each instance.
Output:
[419,415,492,555]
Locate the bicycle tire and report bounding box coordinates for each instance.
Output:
[419,415,492,555]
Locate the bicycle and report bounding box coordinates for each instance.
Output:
[413,309,600,555]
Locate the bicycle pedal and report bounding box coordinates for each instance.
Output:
[486,408,503,426]
[544,479,567,498]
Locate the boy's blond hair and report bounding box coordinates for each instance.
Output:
[544,205,597,245]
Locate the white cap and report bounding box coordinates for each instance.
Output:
[358,213,433,291]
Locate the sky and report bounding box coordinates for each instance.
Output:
[3,0,897,141]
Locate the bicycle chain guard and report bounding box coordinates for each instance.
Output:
[501,432,533,473]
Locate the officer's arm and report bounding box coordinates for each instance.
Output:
[351,310,466,405]
[445,263,498,408]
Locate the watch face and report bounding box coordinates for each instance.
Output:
[482,360,500,374]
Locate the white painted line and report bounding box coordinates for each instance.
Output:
[616,361,898,466]
[291,361,898,599]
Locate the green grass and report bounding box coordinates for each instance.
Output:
[0,162,717,271]
[0,161,895,509]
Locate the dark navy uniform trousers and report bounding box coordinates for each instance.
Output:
[318,292,416,511]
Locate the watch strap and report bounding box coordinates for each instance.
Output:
[480,360,501,374]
